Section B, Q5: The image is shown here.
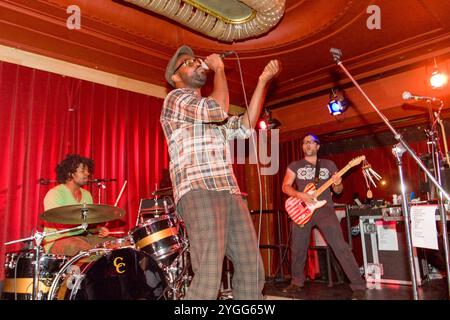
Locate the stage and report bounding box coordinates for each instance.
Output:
[263,277,448,300]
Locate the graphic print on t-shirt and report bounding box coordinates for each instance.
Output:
[296,167,331,181]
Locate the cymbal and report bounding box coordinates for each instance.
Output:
[40,204,125,224]
[152,187,173,196]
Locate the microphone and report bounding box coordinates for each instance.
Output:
[200,51,235,70]
[402,91,441,102]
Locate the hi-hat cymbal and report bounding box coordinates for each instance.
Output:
[40,204,125,224]
[152,187,173,196]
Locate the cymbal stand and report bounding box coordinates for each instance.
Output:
[5,224,88,300]
[331,47,450,299]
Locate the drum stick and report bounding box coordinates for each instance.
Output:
[104,180,127,229]
[114,180,127,207]
[108,231,125,235]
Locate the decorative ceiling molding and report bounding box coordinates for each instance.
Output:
[124,0,286,42]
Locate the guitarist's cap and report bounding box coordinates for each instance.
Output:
[304,133,320,144]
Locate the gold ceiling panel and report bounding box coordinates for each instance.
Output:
[125,0,286,42]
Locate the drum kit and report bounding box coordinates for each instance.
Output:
[2,187,193,300]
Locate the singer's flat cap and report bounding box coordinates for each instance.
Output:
[165,45,194,87]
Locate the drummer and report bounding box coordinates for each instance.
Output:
[43,154,113,256]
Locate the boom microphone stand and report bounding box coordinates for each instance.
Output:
[429,106,450,291]
[330,48,450,300]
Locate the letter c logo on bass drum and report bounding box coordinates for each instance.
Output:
[113,257,126,274]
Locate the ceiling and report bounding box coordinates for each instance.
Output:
[1,0,450,141]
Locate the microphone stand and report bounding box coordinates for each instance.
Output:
[97,182,106,204]
[428,103,450,292]
[331,48,450,300]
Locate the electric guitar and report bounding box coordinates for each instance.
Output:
[285,155,365,226]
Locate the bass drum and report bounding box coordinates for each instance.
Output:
[48,248,167,300]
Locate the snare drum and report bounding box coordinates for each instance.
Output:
[129,215,185,265]
[48,247,166,300]
[2,250,67,300]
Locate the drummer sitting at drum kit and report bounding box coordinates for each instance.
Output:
[42,154,114,256]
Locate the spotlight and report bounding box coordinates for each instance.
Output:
[257,109,281,130]
[429,59,448,89]
[327,88,350,116]
[258,119,268,130]
[429,69,448,89]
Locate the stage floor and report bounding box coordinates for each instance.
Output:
[262,277,449,300]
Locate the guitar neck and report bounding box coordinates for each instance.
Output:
[312,163,352,198]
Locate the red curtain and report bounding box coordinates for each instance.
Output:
[0,61,168,279]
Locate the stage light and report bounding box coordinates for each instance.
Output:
[429,69,448,89]
[258,119,268,130]
[429,59,448,89]
[257,109,281,130]
[327,88,350,116]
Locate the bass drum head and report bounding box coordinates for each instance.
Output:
[54,248,167,300]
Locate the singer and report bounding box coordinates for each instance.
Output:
[42,154,114,256]
[161,45,280,299]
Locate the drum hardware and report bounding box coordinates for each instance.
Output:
[152,186,173,197]
[4,223,88,300]
[95,235,133,250]
[160,244,192,300]
[47,248,105,300]
[137,196,175,225]
[219,258,234,300]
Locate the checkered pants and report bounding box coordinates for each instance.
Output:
[177,190,265,300]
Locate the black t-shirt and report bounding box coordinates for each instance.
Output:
[287,159,338,208]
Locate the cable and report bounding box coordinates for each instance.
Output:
[231,52,265,296]
[271,220,292,280]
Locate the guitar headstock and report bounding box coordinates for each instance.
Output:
[348,155,366,168]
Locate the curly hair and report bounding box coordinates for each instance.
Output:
[56,154,94,184]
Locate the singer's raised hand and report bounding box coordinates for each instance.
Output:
[259,59,281,83]
[204,53,225,72]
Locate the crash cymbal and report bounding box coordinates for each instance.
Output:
[152,187,173,196]
[40,204,125,225]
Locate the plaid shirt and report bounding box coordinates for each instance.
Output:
[161,88,251,203]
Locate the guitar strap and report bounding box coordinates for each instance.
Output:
[314,159,320,187]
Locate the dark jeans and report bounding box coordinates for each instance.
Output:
[290,207,366,291]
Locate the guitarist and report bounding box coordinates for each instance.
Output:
[281,133,366,298]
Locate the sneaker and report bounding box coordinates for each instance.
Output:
[281,283,303,294]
